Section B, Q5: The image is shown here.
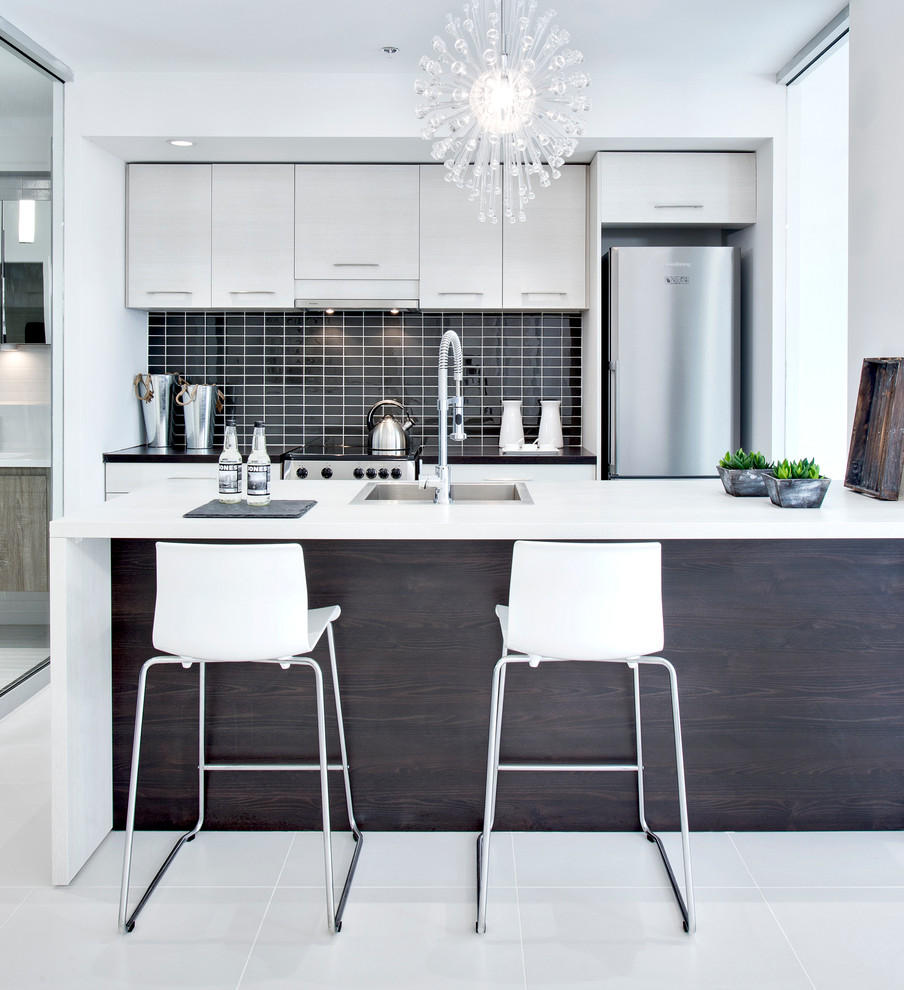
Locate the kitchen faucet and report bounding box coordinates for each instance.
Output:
[420,329,467,503]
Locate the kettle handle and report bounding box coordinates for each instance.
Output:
[366,398,406,429]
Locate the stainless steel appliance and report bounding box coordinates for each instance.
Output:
[606,245,740,478]
[283,437,421,482]
[366,399,416,454]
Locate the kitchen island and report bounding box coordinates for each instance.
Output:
[50,478,904,883]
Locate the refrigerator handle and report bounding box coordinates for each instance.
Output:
[608,360,617,478]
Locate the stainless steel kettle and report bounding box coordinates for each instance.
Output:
[367,399,416,454]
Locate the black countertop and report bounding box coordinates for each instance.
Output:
[419,441,596,465]
[103,444,299,463]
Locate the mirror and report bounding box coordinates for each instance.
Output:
[1,194,51,344]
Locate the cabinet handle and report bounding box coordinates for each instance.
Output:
[438,291,484,295]
[332,263,380,267]
[146,290,193,294]
[228,290,276,294]
[653,204,704,209]
[522,291,567,296]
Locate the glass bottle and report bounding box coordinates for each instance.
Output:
[246,421,271,506]
[218,419,243,504]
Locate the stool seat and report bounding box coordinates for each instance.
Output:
[118,543,362,936]
[477,540,695,935]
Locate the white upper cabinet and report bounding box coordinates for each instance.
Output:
[127,164,212,309]
[127,164,295,309]
[419,166,502,310]
[419,164,587,311]
[295,165,419,287]
[502,166,587,309]
[211,164,295,308]
[598,152,757,226]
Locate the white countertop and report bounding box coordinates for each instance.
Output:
[49,477,904,541]
[0,453,51,468]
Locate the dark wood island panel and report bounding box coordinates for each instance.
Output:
[111,538,904,833]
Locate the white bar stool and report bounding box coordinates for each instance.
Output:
[476,540,695,934]
[118,542,362,935]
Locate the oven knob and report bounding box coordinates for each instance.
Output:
[391,467,402,479]
[366,468,377,479]
[353,467,365,479]
[378,468,389,479]
[295,467,308,479]
[321,467,333,479]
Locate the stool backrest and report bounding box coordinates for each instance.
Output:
[153,542,312,661]
[506,541,663,661]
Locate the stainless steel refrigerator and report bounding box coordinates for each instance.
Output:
[606,245,740,477]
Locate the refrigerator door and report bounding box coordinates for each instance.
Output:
[609,246,739,477]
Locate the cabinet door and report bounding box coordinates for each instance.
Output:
[0,469,48,592]
[126,165,212,308]
[295,165,419,281]
[211,165,295,308]
[598,152,756,226]
[419,166,502,310]
[502,165,587,310]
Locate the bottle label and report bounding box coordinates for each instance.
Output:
[247,464,270,496]
[218,464,240,495]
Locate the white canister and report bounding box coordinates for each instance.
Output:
[499,400,524,449]
[538,400,564,448]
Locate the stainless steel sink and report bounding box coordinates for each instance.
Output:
[351,481,533,504]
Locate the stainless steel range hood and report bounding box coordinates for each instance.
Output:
[294,278,419,311]
[294,297,418,311]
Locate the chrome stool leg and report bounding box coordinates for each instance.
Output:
[325,622,364,930]
[119,657,204,934]
[477,656,508,934]
[119,651,363,935]
[631,658,696,934]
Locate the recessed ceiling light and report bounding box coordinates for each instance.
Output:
[168,139,194,147]
[380,46,399,58]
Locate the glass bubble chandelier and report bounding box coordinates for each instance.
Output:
[415,0,590,223]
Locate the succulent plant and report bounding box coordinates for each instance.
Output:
[773,457,821,479]
[718,448,772,471]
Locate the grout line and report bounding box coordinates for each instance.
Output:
[510,832,529,990]
[726,832,818,990]
[234,831,296,990]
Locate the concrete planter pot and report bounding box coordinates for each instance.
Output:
[717,465,774,497]
[763,474,831,508]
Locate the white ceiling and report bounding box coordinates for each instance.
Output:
[3,0,845,78]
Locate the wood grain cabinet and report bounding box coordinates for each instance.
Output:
[0,468,48,592]
[598,152,757,227]
[126,164,212,309]
[127,164,296,309]
[419,164,587,311]
[294,165,420,304]
[211,164,295,308]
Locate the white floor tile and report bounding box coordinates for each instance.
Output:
[0,885,271,990]
[518,887,813,990]
[0,886,31,928]
[284,829,515,889]
[730,830,904,887]
[0,802,51,885]
[513,830,751,889]
[763,886,904,990]
[239,886,526,990]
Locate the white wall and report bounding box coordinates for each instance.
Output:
[60,67,787,509]
[785,40,849,478]
[62,87,146,512]
[848,0,904,419]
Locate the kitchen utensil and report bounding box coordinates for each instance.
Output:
[175,378,225,449]
[367,399,416,454]
[499,400,524,449]
[134,373,177,447]
[538,400,564,448]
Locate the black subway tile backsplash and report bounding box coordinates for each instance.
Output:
[148,311,582,449]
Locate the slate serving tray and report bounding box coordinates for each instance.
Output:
[183,499,317,519]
